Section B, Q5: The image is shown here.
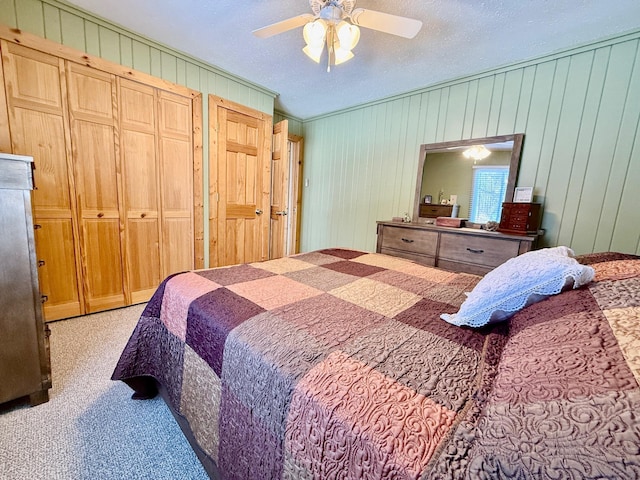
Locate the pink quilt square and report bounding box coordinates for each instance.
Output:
[160,272,220,341]
[227,275,322,311]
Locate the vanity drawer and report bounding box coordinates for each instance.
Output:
[438,233,520,268]
[419,204,453,218]
[380,226,438,256]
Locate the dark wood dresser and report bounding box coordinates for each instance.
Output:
[0,153,51,406]
[377,221,537,275]
[498,202,542,235]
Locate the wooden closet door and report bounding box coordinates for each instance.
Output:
[158,91,194,277]
[119,79,161,303]
[67,63,126,313]
[1,42,83,320]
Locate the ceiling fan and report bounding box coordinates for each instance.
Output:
[253,0,423,71]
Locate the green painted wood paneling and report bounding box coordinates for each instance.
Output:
[16,0,44,37]
[60,11,84,51]
[300,31,640,256]
[42,3,61,44]
[0,0,17,27]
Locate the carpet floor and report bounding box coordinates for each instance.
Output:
[0,305,209,479]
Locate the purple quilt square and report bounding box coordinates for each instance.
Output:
[218,385,284,480]
[395,299,487,352]
[186,288,265,376]
[196,263,275,286]
[322,260,385,277]
[317,248,366,260]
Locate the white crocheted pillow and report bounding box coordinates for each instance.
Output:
[440,246,595,328]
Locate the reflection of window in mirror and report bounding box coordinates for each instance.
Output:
[469,166,509,223]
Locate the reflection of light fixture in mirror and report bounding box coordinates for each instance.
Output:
[303,18,360,72]
[463,145,491,161]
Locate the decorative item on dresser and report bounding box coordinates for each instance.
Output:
[0,153,51,406]
[376,221,537,275]
[498,202,542,235]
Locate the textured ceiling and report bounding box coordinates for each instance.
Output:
[64,0,640,119]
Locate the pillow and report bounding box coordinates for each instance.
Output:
[440,246,595,327]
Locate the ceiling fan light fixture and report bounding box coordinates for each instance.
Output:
[303,44,323,63]
[336,21,360,50]
[333,47,354,65]
[303,19,327,48]
[463,145,492,160]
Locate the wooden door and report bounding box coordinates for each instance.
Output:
[67,63,126,313]
[1,42,83,320]
[158,90,194,277]
[119,79,162,303]
[209,95,272,267]
[269,120,289,259]
[288,134,304,255]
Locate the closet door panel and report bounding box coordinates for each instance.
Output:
[33,217,81,319]
[2,43,82,320]
[68,64,126,312]
[2,43,63,112]
[159,92,193,277]
[119,79,161,303]
[12,109,70,210]
[127,219,161,303]
[82,218,126,311]
[72,120,125,312]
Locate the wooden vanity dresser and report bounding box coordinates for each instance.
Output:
[377,221,537,275]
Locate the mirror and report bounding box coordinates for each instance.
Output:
[412,134,524,224]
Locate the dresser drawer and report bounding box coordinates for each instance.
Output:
[439,233,520,268]
[419,204,453,218]
[380,226,438,256]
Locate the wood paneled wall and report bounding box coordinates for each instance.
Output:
[301,31,640,256]
[0,0,276,266]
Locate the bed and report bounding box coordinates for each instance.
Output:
[112,248,640,479]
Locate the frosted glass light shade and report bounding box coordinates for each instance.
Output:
[303,44,323,63]
[336,21,360,50]
[303,20,327,48]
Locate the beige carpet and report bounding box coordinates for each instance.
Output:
[0,305,209,479]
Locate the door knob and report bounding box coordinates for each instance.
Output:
[255,209,263,215]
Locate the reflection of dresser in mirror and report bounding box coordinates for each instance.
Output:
[419,203,453,218]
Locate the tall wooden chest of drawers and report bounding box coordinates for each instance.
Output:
[498,202,542,235]
[0,153,51,406]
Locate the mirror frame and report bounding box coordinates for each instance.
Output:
[412,134,525,223]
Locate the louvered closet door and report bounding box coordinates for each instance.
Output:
[67,63,126,313]
[158,91,194,277]
[119,79,161,303]
[1,41,83,320]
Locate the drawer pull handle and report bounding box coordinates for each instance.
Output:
[401,238,414,243]
[467,248,484,254]
[97,212,104,218]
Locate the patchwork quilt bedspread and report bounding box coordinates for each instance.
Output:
[112,249,640,479]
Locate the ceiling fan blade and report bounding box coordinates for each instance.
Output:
[350,8,422,39]
[252,14,314,38]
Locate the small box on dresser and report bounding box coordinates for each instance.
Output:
[498,202,542,235]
